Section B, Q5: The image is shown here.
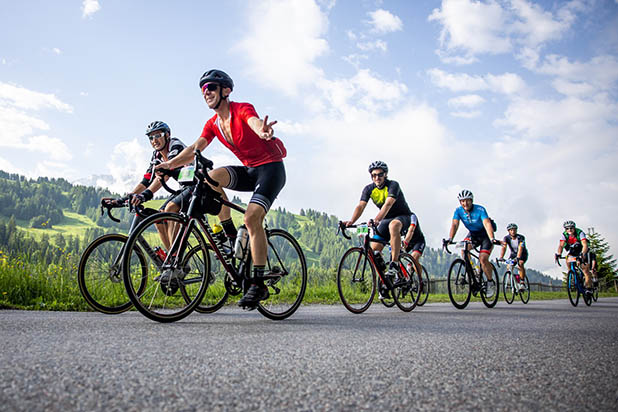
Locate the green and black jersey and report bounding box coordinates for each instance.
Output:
[360,179,411,219]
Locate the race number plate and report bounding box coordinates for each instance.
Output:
[177,165,195,183]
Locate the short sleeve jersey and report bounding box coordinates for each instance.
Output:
[360,179,411,219]
[200,101,286,168]
[503,234,526,254]
[560,228,586,251]
[453,204,489,234]
[141,137,189,186]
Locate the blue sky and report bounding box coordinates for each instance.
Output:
[1,0,617,277]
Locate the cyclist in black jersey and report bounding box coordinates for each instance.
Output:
[111,121,193,249]
[499,223,528,290]
[343,161,412,285]
[402,212,425,279]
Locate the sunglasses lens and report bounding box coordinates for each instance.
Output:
[202,83,218,92]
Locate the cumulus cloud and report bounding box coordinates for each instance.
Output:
[448,94,486,108]
[0,82,73,113]
[427,68,527,95]
[429,0,586,65]
[82,0,101,19]
[236,0,329,96]
[367,9,403,34]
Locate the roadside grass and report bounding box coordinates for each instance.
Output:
[1,251,616,311]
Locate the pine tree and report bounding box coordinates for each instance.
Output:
[587,229,617,290]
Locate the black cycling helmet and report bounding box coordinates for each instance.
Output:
[145,121,170,136]
[507,223,518,230]
[457,189,474,201]
[199,69,234,91]
[368,160,388,174]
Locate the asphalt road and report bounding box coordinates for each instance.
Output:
[1,298,618,411]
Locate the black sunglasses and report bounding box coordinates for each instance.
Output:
[371,172,385,178]
[201,83,219,93]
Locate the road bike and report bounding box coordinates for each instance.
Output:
[336,221,421,313]
[496,258,529,304]
[402,240,430,306]
[121,151,307,322]
[443,239,500,309]
[77,197,159,314]
[556,255,592,307]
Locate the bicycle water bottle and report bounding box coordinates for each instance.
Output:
[213,223,232,256]
[234,225,250,259]
[373,250,386,271]
[154,246,167,263]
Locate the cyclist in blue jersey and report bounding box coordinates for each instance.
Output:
[444,189,499,298]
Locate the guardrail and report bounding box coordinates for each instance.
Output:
[427,278,617,293]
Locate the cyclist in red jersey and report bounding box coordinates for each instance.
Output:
[156,69,287,309]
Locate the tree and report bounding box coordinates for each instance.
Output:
[587,229,617,289]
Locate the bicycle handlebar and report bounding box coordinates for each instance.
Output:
[337,220,375,240]
[100,197,150,223]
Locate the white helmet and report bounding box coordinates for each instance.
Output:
[457,189,473,201]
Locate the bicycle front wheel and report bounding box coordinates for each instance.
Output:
[337,248,376,313]
[592,285,598,302]
[519,276,530,304]
[256,229,307,320]
[480,263,499,308]
[448,259,471,309]
[122,213,210,322]
[567,270,579,307]
[392,253,421,312]
[78,233,147,314]
[503,271,515,304]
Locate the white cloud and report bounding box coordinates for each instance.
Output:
[236,0,329,96]
[52,48,62,55]
[356,39,388,52]
[448,94,485,108]
[367,9,403,34]
[104,139,152,195]
[536,54,618,94]
[82,0,101,19]
[0,82,73,113]
[427,68,526,95]
[429,0,586,64]
[450,110,482,118]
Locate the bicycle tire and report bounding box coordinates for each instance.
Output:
[447,259,471,309]
[417,265,430,307]
[519,276,530,304]
[567,270,579,307]
[503,271,515,304]
[337,247,376,313]
[583,287,592,306]
[78,233,147,314]
[256,229,307,320]
[122,212,210,323]
[378,277,396,308]
[592,286,598,302]
[480,263,499,308]
[193,245,230,313]
[392,252,421,312]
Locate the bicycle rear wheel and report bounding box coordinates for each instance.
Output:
[519,276,530,304]
[78,234,147,314]
[592,286,598,302]
[122,212,210,322]
[417,265,430,307]
[447,259,471,309]
[337,248,376,313]
[480,263,499,308]
[567,270,579,307]
[256,229,307,320]
[194,245,230,313]
[503,271,515,304]
[392,253,421,312]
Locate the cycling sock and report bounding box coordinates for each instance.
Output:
[220,218,237,239]
[253,265,266,285]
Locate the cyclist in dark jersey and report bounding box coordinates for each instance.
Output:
[556,220,593,289]
[444,189,499,298]
[156,69,287,309]
[104,121,193,250]
[403,212,425,279]
[499,223,528,290]
[343,161,412,284]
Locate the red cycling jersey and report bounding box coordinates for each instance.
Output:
[200,101,286,168]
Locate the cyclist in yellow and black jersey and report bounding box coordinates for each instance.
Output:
[343,161,412,284]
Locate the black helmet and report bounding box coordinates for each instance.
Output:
[145,121,170,136]
[199,69,234,90]
[368,160,388,174]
